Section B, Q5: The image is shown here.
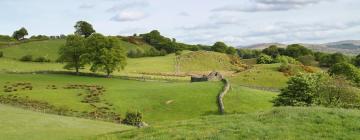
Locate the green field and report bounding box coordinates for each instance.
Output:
[0,40,65,61]
[230,64,289,89]
[0,72,224,123]
[94,107,360,140]
[0,104,132,140]
[179,51,240,73]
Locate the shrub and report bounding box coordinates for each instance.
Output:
[256,54,273,64]
[298,55,316,66]
[0,51,3,58]
[175,51,182,56]
[33,56,51,62]
[19,55,33,62]
[122,111,142,126]
[328,62,360,85]
[273,73,325,106]
[274,55,300,64]
[315,77,360,109]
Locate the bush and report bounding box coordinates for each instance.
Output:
[175,51,182,56]
[19,55,33,62]
[0,51,3,58]
[274,55,300,64]
[298,55,316,66]
[256,54,273,64]
[273,73,325,106]
[33,56,51,63]
[328,62,360,85]
[315,77,360,109]
[122,111,142,126]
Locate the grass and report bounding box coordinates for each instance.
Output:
[123,54,175,73]
[94,107,360,140]
[0,73,223,123]
[224,85,277,114]
[178,51,239,73]
[230,63,289,89]
[0,39,65,61]
[0,104,132,140]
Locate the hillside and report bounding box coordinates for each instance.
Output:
[241,40,360,55]
[94,107,360,140]
[0,104,132,140]
[178,51,245,74]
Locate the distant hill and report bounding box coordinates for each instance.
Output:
[240,40,360,55]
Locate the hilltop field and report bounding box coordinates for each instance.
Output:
[1,38,359,140]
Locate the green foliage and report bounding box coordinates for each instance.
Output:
[33,56,51,63]
[19,55,33,62]
[211,41,228,53]
[353,54,360,67]
[12,27,28,40]
[297,55,316,66]
[274,55,300,64]
[58,35,86,74]
[0,35,15,42]
[0,51,3,58]
[140,30,179,53]
[238,49,261,59]
[319,52,349,67]
[285,44,313,58]
[262,45,280,58]
[273,73,324,106]
[315,77,360,109]
[85,33,127,77]
[74,21,96,38]
[328,62,360,85]
[122,111,143,126]
[226,47,237,55]
[29,35,50,40]
[256,54,273,64]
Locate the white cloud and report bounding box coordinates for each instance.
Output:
[106,0,148,12]
[213,0,334,12]
[110,11,147,22]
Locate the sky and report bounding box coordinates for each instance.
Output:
[1,0,360,46]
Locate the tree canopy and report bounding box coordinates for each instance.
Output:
[84,33,127,77]
[58,35,87,75]
[12,27,28,40]
[74,21,96,38]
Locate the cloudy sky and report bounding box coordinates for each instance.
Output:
[1,0,360,46]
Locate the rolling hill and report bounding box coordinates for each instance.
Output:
[241,40,360,55]
[93,107,360,140]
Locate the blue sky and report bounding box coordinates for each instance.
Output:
[1,0,360,46]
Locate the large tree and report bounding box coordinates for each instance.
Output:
[12,27,28,40]
[262,45,280,58]
[58,35,86,75]
[74,21,96,38]
[85,33,127,77]
[211,42,228,53]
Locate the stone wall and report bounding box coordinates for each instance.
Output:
[218,79,230,114]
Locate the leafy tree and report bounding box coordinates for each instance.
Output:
[328,62,360,85]
[84,33,127,77]
[273,73,325,106]
[12,27,28,40]
[211,42,228,53]
[238,49,261,59]
[58,35,87,75]
[319,53,349,67]
[353,54,360,67]
[285,44,312,58]
[226,47,237,55]
[256,54,273,64]
[298,55,316,66]
[74,21,96,38]
[262,45,280,58]
[140,30,179,53]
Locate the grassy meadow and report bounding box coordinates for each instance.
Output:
[0,104,132,140]
[94,107,360,140]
